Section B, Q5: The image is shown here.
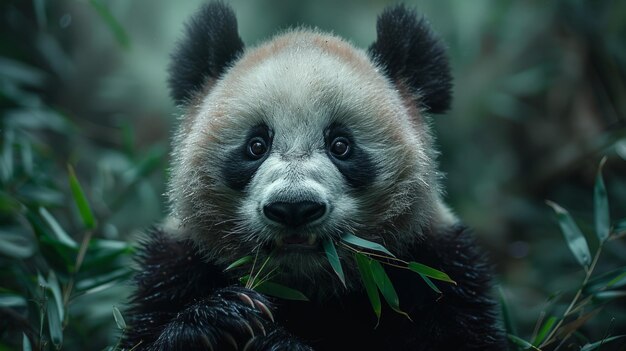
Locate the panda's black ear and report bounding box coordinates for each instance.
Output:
[368,5,452,114]
[168,2,244,105]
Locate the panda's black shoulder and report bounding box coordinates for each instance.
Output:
[129,228,229,306]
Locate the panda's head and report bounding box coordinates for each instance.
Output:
[168,3,453,295]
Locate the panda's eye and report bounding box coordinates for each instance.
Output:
[330,137,350,158]
[247,137,268,159]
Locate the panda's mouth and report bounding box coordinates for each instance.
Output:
[271,234,320,252]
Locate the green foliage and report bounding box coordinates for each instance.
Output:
[504,162,626,350]
[323,238,346,287]
[355,253,381,322]
[1,0,624,350]
[0,2,165,349]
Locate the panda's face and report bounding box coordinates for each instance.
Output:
[170,32,440,291]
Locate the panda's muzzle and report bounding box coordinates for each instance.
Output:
[263,201,326,228]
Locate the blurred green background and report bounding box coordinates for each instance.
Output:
[1,0,625,349]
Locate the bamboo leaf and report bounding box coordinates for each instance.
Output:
[47,271,65,322]
[22,333,32,351]
[585,267,626,293]
[47,297,63,348]
[499,288,517,336]
[594,157,610,243]
[507,334,536,350]
[419,274,441,294]
[355,253,381,321]
[67,165,96,229]
[532,316,557,346]
[369,259,409,319]
[340,233,395,257]
[0,229,35,259]
[224,256,253,271]
[615,218,626,234]
[580,335,626,351]
[39,207,77,248]
[323,239,345,287]
[88,0,130,49]
[76,268,132,292]
[546,201,591,268]
[408,261,455,284]
[0,293,27,308]
[253,281,309,301]
[1,129,14,182]
[592,290,626,301]
[112,306,127,330]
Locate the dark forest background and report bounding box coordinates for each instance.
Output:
[1,0,625,350]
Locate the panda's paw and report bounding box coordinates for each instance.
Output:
[154,286,309,350]
[241,328,313,351]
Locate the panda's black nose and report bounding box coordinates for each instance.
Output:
[263,201,326,227]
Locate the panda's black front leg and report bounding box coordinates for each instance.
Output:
[152,286,311,351]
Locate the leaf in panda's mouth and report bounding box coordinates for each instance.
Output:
[324,233,456,322]
[227,233,456,324]
[323,238,346,287]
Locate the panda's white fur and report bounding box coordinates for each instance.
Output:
[167,29,454,292]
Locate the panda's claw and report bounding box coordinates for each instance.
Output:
[237,292,255,308]
[221,331,238,350]
[243,336,257,351]
[249,316,266,336]
[200,334,215,351]
[241,319,255,338]
[253,299,274,323]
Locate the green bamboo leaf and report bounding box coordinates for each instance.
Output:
[499,288,517,336]
[67,165,96,229]
[81,239,134,271]
[369,259,409,319]
[39,207,77,248]
[323,239,345,287]
[253,281,309,301]
[355,253,381,321]
[0,293,27,308]
[47,271,65,322]
[408,261,455,284]
[546,201,591,268]
[47,297,63,347]
[113,306,127,330]
[585,267,626,293]
[23,333,32,351]
[89,0,130,49]
[340,233,395,257]
[419,274,441,294]
[605,272,626,289]
[594,158,610,243]
[1,129,14,182]
[615,218,626,234]
[0,229,35,259]
[33,0,47,29]
[507,334,536,350]
[20,137,33,176]
[580,335,626,351]
[532,316,557,346]
[224,255,253,271]
[592,290,626,301]
[76,268,132,292]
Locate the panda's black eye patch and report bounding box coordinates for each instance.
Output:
[222,124,272,190]
[325,124,376,188]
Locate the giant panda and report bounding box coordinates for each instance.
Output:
[122,2,507,350]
